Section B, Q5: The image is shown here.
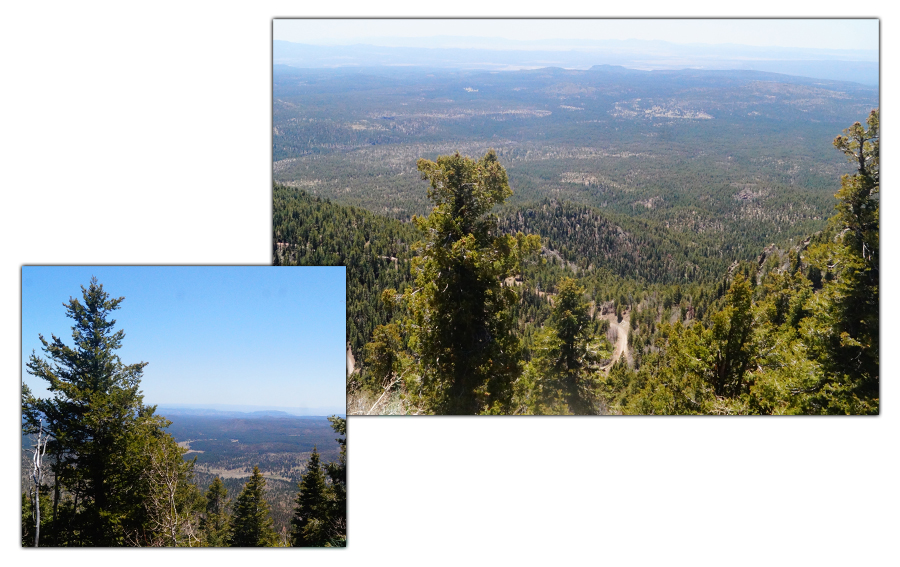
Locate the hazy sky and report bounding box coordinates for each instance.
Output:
[21,266,346,412]
[274,18,878,52]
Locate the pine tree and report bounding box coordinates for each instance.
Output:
[22,277,164,546]
[402,150,540,414]
[708,272,755,398]
[291,447,331,547]
[800,109,879,413]
[517,278,609,414]
[552,278,601,413]
[228,466,277,547]
[364,323,403,391]
[324,416,346,546]
[199,477,230,547]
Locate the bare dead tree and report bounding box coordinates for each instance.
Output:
[29,419,49,547]
[141,440,200,547]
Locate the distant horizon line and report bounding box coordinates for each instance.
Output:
[273,36,878,58]
[153,402,346,416]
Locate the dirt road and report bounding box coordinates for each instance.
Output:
[599,311,631,372]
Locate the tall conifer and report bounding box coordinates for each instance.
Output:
[291,447,331,547]
[324,416,347,545]
[23,277,156,545]
[199,477,230,547]
[403,150,540,414]
[228,467,277,547]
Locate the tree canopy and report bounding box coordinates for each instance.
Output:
[400,150,540,414]
[229,466,278,547]
[22,277,199,545]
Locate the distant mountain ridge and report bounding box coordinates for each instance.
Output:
[273,38,878,85]
[156,403,345,417]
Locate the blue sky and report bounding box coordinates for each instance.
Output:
[21,266,346,413]
[274,18,879,52]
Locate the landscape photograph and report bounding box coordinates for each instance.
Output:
[272,18,879,416]
[21,266,347,546]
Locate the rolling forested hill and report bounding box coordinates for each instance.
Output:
[22,409,344,542]
[272,64,878,415]
[162,411,342,537]
[274,63,874,260]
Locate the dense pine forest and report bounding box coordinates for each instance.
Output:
[21,279,347,546]
[274,98,879,415]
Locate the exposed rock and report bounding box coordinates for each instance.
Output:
[346,343,356,378]
[727,260,740,278]
[757,243,778,266]
[599,300,616,315]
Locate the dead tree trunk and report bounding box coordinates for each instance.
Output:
[30,419,49,547]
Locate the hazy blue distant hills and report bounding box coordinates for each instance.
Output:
[273,38,878,85]
[156,403,345,417]
[273,62,876,96]
[582,64,877,92]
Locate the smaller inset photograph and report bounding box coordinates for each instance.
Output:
[21,266,347,547]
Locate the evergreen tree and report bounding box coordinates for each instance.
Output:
[607,110,880,415]
[402,150,540,414]
[708,272,755,398]
[551,278,601,413]
[800,109,879,413]
[228,466,277,547]
[199,477,230,547]
[324,416,347,546]
[516,278,609,414]
[291,447,332,547]
[364,323,403,391]
[613,275,755,415]
[22,277,173,546]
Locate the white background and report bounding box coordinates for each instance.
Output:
[3,2,897,564]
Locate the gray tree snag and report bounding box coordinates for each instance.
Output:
[30,419,49,547]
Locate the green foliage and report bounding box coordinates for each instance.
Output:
[131,422,204,546]
[274,65,878,416]
[706,273,755,398]
[515,278,610,414]
[499,199,735,285]
[199,477,230,547]
[22,277,183,546]
[324,416,347,546]
[797,108,879,413]
[602,111,879,415]
[400,150,541,414]
[290,448,331,547]
[22,488,52,547]
[229,466,278,547]
[619,324,711,415]
[363,322,403,392]
[288,417,346,547]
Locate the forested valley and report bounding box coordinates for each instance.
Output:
[22,279,347,546]
[273,65,878,415]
